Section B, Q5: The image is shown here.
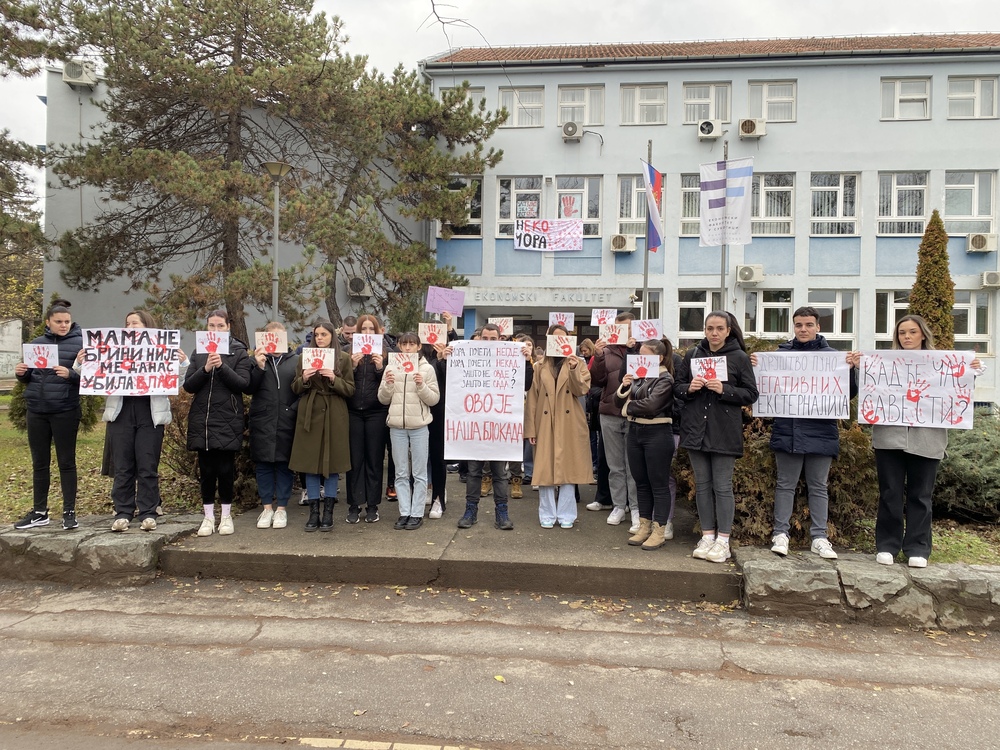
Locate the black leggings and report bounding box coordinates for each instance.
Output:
[27,408,80,513]
[198,449,236,505]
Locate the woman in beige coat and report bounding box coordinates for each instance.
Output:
[525,324,594,528]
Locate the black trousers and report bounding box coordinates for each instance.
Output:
[347,409,387,509]
[198,449,236,505]
[108,397,164,521]
[27,408,80,513]
[875,449,939,558]
[428,406,447,503]
[626,422,675,525]
[593,430,612,506]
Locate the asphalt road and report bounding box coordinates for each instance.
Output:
[1,576,998,749]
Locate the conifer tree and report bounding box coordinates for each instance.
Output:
[908,209,955,349]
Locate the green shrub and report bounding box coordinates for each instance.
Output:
[934,409,1000,523]
[8,381,102,433]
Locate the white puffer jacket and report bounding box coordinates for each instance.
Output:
[377,357,440,429]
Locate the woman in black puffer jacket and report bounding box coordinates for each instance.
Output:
[184,310,252,538]
[13,300,83,531]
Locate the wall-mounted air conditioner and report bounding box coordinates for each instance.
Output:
[561,121,582,142]
[610,234,637,253]
[981,271,1000,288]
[738,118,766,138]
[967,233,998,253]
[347,276,373,298]
[736,264,764,284]
[698,120,722,140]
[62,59,97,88]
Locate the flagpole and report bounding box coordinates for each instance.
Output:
[641,140,652,319]
[720,138,729,310]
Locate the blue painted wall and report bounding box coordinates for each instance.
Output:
[436,238,483,276]
[745,237,795,275]
[809,237,862,275]
[555,238,603,275]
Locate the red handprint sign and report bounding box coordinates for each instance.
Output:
[546,334,577,358]
[23,344,58,369]
[419,323,446,346]
[196,330,230,355]
[633,319,662,341]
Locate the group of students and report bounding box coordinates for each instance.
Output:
[13,299,978,567]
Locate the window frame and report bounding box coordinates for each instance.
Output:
[557,85,604,127]
[680,174,700,236]
[875,289,991,353]
[744,289,794,338]
[878,171,928,235]
[556,176,602,237]
[682,82,732,124]
[810,172,859,236]
[947,76,998,119]
[748,80,797,122]
[806,289,856,350]
[620,84,667,125]
[617,175,647,236]
[677,290,725,348]
[497,176,543,236]
[881,77,931,121]
[751,173,794,236]
[438,176,483,238]
[943,170,995,235]
[499,87,544,128]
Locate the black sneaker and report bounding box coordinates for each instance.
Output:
[404,516,423,531]
[365,507,379,524]
[446,463,459,473]
[393,515,409,530]
[62,511,78,530]
[14,510,50,529]
[346,506,361,524]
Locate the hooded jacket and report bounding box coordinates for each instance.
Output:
[245,352,300,463]
[183,338,253,452]
[17,322,83,414]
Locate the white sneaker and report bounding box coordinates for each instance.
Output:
[607,507,627,525]
[705,539,732,563]
[218,515,234,535]
[111,518,130,532]
[272,508,287,529]
[876,552,894,565]
[585,501,612,511]
[139,518,157,532]
[662,521,674,540]
[256,508,274,529]
[811,537,838,559]
[771,533,790,557]
[628,508,641,534]
[197,517,215,537]
[692,536,715,559]
[426,485,434,506]
[428,500,443,519]
[908,556,928,568]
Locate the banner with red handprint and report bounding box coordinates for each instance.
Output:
[627,354,659,379]
[599,323,630,346]
[549,312,574,330]
[418,323,447,346]
[22,343,58,369]
[753,351,850,419]
[859,350,976,429]
[590,308,617,326]
[352,333,380,356]
[692,356,729,382]
[302,347,338,371]
[545,334,578,358]
[196,331,230,355]
[80,328,182,395]
[513,219,583,252]
[632,319,663,341]
[487,317,513,337]
[387,352,418,376]
[254,330,288,355]
[444,340,526,460]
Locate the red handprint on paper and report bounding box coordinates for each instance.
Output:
[634,366,648,378]
[942,353,966,379]
[426,331,438,344]
[311,356,325,370]
[557,337,573,356]
[361,343,372,355]
[637,321,657,339]
[553,314,567,326]
[403,359,415,373]
[595,311,611,325]
[905,379,929,403]
[561,195,579,218]
[607,329,620,344]
[861,397,881,424]
[30,346,49,368]
[956,387,972,409]
[265,341,277,354]
[205,332,220,353]
[121,359,134,372]
[699,363,717,380]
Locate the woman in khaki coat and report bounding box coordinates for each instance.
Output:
[289,320,355,532]
[525,323,593,528]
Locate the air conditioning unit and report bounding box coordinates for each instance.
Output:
[347,275,373,298]
[981,271,1000,288]
[736,264,764,284]
[738,118,766,138]
[561,121,582,142]
[967,233,998,253]
[698,119,722,140]
[62,59,98,88]
[610,234,637,253]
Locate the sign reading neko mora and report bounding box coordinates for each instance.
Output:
[80,328,182,395]
[753,351,851,419]
[514,219,583,252]
[445,340,525,461]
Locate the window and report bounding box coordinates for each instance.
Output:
[680,174,700,235]
[876,290,991,353]
[748,81,796,122]
[620,84,666,125]
[948,77,997,119]
[878,172,927,234]
[441,85,485,105]
[617,175,646,235]
[744,290,793,336]
[678,290,724,348]
[810,173,858,235]
[874,290,912,349]
[944,171,994,234]
[439,177,482,237]
[807,290,855,350]
[497,177,542,235]
[881,78,930,120]
[683,82,731,123]
[558,86,603,126]
[752,174,793,235]
[499,87,544,127]
[557,176,601,236]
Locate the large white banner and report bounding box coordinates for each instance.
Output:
[859,350,975,429]
[80,328,182,396]
[514,219,584,252]
[753,351,851,419]
[699,157,754,247]
[445,340,526,460]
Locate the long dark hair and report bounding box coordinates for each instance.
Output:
[312,319,337,347]
[705,310,747,353]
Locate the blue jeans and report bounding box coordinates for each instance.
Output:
[305,473,339,501]
[257,461,294,507]
[390,426,429,518]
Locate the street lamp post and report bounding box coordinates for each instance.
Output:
[262,161,293,321]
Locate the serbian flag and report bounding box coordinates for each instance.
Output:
[640,160,664,253]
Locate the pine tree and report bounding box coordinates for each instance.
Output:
[908,209,955,349]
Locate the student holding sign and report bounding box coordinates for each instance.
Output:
[675,311,759,563]
[13,300,84,531]
[184,310,253,537]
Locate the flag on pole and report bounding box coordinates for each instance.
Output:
[640,160,663,253]
[699,157,754,247]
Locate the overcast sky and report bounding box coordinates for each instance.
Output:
[4,0,1000,202]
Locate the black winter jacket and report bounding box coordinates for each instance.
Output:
[245,352,300,463]
[675,337,759,456]
[768,335,858,457]
[184,338,252,452]
[613,368,674,423]
[590,342,640,417]
[17,322,83,414]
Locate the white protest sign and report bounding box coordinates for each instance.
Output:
[514,219,584,252]
[352,333,380,355]
[632,318,663,341]
[22,343,58,369]
[591,308,617,326]
[196,330,229,355]
[753,351,851,419]
[627,354,659,379]
[545,334,578,358]
[79,328,182,396]
[444,340,526,460]
[387,352,418,376]
[302,347,338,371]
[599,323,630,345]
[549,312,575,330]
[692,356,728,382]
[254,330,288,355]
[859,350,976,429]
[487,317,514,337]
[418,322,447,346]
